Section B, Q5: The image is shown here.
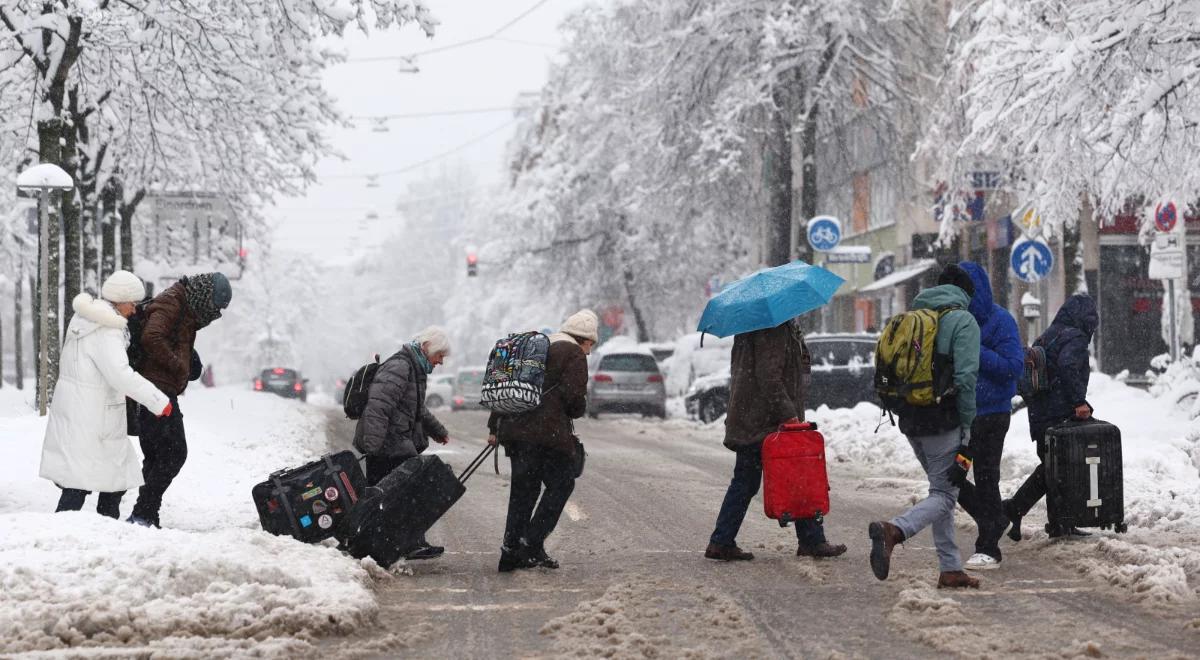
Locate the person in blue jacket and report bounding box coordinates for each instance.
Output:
[1004,293,1099,540]
[955,262,1024,570]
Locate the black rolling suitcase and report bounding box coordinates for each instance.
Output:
[252,450,367,543]
[1044,418,1127,533]
[336,445,496,567]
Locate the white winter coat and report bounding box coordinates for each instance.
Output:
[39,294,171,492]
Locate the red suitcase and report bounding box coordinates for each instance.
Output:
[762,421,830,525]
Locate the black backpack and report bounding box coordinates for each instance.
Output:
[343,355,382,420]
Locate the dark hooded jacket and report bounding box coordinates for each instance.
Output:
[960,262,1024,416]
[1028,294,1098,432]
[354,345,448,459]
[136,282,198,396]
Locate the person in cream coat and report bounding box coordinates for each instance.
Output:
[40,270,172,519]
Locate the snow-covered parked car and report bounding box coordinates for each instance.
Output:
[683,333,879,423]
[426,374,454,409]
[662,332,735,397]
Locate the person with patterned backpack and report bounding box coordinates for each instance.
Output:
[487,310,596,572]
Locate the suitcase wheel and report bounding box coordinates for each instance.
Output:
[1114,522,1128,534]
[779,513,793,528]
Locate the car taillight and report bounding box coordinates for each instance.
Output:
[294,382,304,392]
[647,374,663,383]
[594,374,613,382]
[454,397,464,405]
[254,379,263,391]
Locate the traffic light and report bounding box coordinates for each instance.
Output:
[466,253,478,277]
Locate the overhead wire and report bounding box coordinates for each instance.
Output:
[342,0,553,64]
[323,119,519,180]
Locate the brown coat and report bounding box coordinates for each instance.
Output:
[488,333,589,456]
[136,282,198,396]
[723,322,811,449]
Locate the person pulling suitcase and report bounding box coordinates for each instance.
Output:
[1004,294,1099,540]
[354,326,453,560]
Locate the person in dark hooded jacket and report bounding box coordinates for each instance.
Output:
[1004,293,1099,540]
[955,262,1024,570]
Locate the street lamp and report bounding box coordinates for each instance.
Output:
[17,163,74,416]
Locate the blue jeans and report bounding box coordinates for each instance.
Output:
[893,428,963,572]
[709,444,826,547]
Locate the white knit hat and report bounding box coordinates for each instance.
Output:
[101,270,147,303]
[561,309,599,343]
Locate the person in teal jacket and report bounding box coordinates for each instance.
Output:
[869,264,982,589]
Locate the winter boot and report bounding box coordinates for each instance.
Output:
[522,546,560,569]
[498,546,536,573]
[868,521,905,580]
[1002,499,1023,542]
[127,515,154,528]
[704,543,754,561]
[796,542,848,558]
[937,571,981,589]
[406,544,445,560]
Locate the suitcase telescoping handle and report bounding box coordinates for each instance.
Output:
[779,421,818,432]
[458,443,498,485]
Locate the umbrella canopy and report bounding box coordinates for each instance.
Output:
[697,261,845,338]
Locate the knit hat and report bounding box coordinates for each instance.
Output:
[210,272,233,309]
[100,270,147,303]
[937,263,975,298]
[561,309,599,343]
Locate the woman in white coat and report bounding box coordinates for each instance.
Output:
[40,271,172,518]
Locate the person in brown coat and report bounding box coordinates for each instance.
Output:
[705,319,847,560]
[488,310,595,572]
[129,273,232,527]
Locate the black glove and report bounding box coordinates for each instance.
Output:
[948,444,973,488]
[189,349,203,381]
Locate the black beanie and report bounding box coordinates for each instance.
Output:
[937,263,975,297]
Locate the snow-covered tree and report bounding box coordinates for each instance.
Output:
[930,0,1200,229]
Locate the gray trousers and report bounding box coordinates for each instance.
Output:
[892,427,963,572]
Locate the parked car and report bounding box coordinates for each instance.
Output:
[588,351,667,418]
[333,377,347,405]
[662,332,735,397]
[427,374,455,409]
[255,367,308,403]
[451,366,487,411]
[684,334,879,423]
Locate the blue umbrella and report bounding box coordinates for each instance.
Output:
[697,261,845,338]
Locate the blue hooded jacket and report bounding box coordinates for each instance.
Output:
[1028,294,1098,433]
[959,262,1024,417]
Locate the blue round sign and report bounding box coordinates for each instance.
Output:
[807,216,842,252]
[1010,237,1054,283]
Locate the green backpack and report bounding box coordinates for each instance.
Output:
[874,307,959,413]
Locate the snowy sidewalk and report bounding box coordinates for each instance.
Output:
[0,385,381,657]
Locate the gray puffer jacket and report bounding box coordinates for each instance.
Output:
[353,345,448,459]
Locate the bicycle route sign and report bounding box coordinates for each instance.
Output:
[807,216,842,252]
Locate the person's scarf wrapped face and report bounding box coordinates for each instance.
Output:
[184,274,224,329]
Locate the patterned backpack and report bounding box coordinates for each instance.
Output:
[480,332,552,414]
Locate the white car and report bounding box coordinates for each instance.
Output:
[426,374,455,409]
[662,332,735,397]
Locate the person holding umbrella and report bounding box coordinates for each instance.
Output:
[699,261,848,561]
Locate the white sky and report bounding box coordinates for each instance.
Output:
[265,0,596,262]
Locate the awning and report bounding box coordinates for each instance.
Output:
[857,259,938,293]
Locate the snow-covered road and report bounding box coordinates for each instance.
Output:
[3,376,1199,658]
[318,408,1200,659]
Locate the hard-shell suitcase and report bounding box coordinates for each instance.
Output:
[762,421,830,525]
[252,450,366,543]
[1044,418,1127,533]
[336,445,495,567]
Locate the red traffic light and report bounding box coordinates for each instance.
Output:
[238,248,248,259]
[466,254,478,266]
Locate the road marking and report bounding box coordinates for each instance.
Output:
[564,502,587,521]
[388,603,554,612]
[972,587,1095,595]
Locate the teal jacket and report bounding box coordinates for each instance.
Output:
[900,284,981,437]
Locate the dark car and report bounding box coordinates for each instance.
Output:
[684,334,878,423]
[255,367,308,403]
